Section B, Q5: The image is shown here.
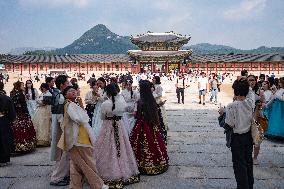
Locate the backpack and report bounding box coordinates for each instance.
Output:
[43,88,64,114]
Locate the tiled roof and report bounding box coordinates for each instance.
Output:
[128,50,192,57]
[191,53,284,63]
[1,53,284,64]
[131,32,190,43]
[1,54,130,64]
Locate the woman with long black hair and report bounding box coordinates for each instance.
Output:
[247,74,264,165]
[121,80,139,136]
[25,79,39,119]
[94,83,139,188]
[152,75,168,143]
[92,77,107,141]
[130,80,169,175]
[10,81,37,153]
[32,83,52,146]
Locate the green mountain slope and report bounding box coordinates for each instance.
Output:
[54,24,138,54]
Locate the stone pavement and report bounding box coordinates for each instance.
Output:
[1,84,284,189]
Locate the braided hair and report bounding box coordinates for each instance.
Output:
[105,83,118,111]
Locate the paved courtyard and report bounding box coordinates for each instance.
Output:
[1,83,284,189]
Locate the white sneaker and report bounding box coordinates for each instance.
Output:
[101,184,109,189]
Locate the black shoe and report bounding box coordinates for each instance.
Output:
[199,101,201,104]
[203,103,205,105]
[50,180,69,186]
[182,102,184,104]
[63,176,70,182]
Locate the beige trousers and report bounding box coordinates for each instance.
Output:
[69,146,104,189]
[51,151,70,182]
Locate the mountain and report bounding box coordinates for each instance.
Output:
[186,43,284,54]
[9,25,284,55]
[54,24,138,54]
[9,47,56,55]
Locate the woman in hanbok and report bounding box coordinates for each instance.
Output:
[262,81,272,103]
[10,81,37,153]
[32,83,52,146]
[152,76,168,143]
[92,77,107,141]
[265,77,284,138]
[25,80,39,119]
[121,80,138,136]
[85,80,99,126]
[130,80,169,175]
[94,83,140,189]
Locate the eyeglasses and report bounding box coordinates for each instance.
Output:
[248,79,256,82]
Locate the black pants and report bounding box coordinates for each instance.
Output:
[0,117,14,163]
[231,131,254,189]
[176,88,184,103]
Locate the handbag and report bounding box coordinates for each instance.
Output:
[257,115,268,133]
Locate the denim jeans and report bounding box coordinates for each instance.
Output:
[210,88,218,103]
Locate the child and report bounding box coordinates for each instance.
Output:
[219,77,255,189]
[58,86,108,189]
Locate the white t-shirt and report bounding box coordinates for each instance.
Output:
[198,77,207,90]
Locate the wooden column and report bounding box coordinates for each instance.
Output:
[224,63,227,73]
[96,63,98,71]
[78,63,81,73]
[233,62,236,74]
[103,63,106,71]
[278,62,280,74]
[12,63,15,73]
[269,62,271,74]
[87,63,89,74]
[69,63,71,72]
[165,61,168,73]
[121,62,123,71]
[215,63,218,73]
[45,63,47,72]
[20,63,23,75]
[36,63,39,74]
[29,63,31,74]
[206,63,209,74]
[61,62,64,69]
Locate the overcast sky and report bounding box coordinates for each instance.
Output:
[0,0,284,53]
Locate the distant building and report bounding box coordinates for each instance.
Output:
[128,31,192,73]
[0,32,284,74]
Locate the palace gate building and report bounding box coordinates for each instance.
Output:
[0,31,284,75]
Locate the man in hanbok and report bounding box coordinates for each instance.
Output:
[58,86,108,189]
[50,75,70,186]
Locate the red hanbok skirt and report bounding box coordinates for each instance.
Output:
[130,118,169,175]
[11,111,37,153]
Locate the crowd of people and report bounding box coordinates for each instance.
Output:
[0,69,283,189]
[218,70,284,189]
[0,72,169,189]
